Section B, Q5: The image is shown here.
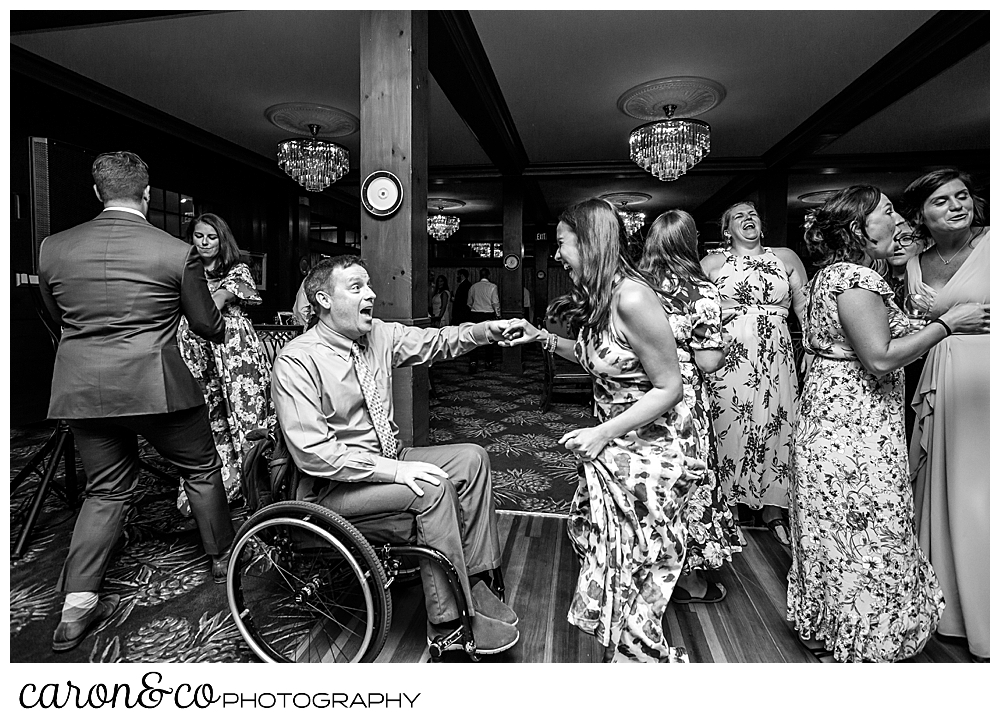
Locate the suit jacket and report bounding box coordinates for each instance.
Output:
[452,279,471,323]
[38,209,225,419]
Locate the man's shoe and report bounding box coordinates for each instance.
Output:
[427,614,519,655]
[471,580,518,625]
[211,545,233,585]
[52,594,120,652]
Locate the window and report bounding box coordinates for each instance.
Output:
[148,187,195,238]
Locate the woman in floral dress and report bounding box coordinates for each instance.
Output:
[789,186,987,662]
[503,198,703,663]
[640,209,740,603]
[702,202,808,545]
[177,213,272,515]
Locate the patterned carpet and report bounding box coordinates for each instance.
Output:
[8,347,591,663]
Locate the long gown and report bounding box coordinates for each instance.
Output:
[707,248,798,509]
[567,305,705,663]
[905,230,990,659]
[660,273,741,572]
[787,263,944,662]
[177,262,273,514]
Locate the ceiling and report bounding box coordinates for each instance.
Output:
[10,10,989,231]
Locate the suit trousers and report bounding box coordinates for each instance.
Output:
[59,405,236,592]
[299,443,501,623]
[467,312,496,366]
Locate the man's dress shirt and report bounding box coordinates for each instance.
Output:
[271,317,496,485]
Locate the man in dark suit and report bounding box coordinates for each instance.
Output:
[452,268,471,324]
[38,151,235,652]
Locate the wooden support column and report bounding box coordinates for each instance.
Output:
[360,10,429,447]
[286,193,311,310]
[761,172,789,250]
[500,176,524,374]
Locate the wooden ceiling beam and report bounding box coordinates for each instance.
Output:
[693,10,988,222]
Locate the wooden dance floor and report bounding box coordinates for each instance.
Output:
[375,513,974,663]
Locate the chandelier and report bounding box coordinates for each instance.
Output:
[618,77,725,182]
[601,193,649,238]
[266,103,357,193]
[427,199,465,241]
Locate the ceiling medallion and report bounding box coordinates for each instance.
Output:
[266,103,357,192]
[797,190,842,205]
[427,198,465,241]
[601,192,650,237]
[618,77,725,182]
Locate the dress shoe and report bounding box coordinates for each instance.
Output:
[211,544,233,585]
[52,594,120,653]
[471,580,518,625]
[427,614,519,655]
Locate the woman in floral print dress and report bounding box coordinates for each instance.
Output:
[788,186,987,662]
[177,213,273,515]
[640,209,741,603]
[702,201,808,545]
[503,198,703,663]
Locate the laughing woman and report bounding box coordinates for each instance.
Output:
[702,202,808,545]
[789,186,987,662]
[502,198,704,663]
[177,213,272,515]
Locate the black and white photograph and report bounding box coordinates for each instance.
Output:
[7,5,991,718]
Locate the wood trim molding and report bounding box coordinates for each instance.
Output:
[428,10,529,175]
[694,10,989,221]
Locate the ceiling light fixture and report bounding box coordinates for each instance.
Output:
[797,190,842,205]
[266,103,357,192]
[618,77,725,182]
[427,198,465,241]
[601,192,650,237]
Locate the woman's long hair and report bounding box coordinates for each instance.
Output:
[639,209,708,293]
[548,198,669,337]
[802,185,882,268]
[185,213,243,278]
[902,167,988,240]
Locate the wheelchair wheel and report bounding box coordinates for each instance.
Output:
[227,501,391,663]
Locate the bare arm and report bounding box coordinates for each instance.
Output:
[561,281,683,459]
[694,348,726,374]
[775,247,809,325]
[839,289,989,378]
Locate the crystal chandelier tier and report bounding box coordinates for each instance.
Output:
[629,105,711,182]
[266,103,357,193]
[277,125,350,192]
[618,77,725,183]
[601,193,650,237]
[427,199,464,241]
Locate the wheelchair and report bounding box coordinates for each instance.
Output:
[226,427,505,663]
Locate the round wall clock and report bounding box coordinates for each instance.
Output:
[361,171,403,217]
[536,269,546,279]
[503,254,520,270]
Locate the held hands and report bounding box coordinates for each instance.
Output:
[484,318,513,342]
[395,461,449,497]
[559,426,612,461]
[497,318,543,347]
[939,303,990,335]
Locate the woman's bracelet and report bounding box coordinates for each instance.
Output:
[542,331,559,353]
[929,318,952,337]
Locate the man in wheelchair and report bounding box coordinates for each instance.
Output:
[271,256,520,655]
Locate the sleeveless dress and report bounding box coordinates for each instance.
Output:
[660,273,741,572]
[568,307,705,663]
[906,230,990,659]
[787,263,944,662]
[177,262,273,514]
[707,248,798,509]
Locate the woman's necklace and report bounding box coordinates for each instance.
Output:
[934,229,977,265]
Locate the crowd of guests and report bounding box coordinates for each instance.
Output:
[37,149,987,665]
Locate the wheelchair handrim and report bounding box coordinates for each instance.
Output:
[227,515,376,663]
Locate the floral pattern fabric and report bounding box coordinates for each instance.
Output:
[567,307,705,663]
[177,263,273,514]
[786,263,943,662]
[706,248,798,509]
[659,273,741,572]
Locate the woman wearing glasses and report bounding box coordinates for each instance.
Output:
[788,186,987,662]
